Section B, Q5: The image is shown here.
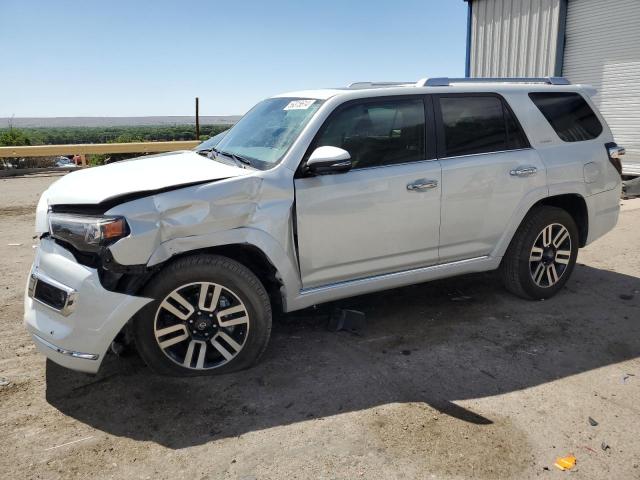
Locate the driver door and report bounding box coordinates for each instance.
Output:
[294,96,441,289]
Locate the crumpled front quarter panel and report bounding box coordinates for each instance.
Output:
[106,169,300,301]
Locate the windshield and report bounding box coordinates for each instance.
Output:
[214,97,323,169]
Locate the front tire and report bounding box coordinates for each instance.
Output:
[132,254,272,376]
[500,206,579,300]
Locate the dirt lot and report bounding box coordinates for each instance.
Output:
[1,173,639,479]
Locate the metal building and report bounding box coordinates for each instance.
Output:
[464,0,640,175]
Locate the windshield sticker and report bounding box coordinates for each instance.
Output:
[283,99,316,111]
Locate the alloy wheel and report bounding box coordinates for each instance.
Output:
[153,282,250,370]
[529,223,572,288]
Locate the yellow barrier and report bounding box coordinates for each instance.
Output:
[0,141,201,158]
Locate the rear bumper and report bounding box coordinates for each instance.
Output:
[585,186,621,246]
[24,238,151,373]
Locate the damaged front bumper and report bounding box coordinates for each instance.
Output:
[24,237,151,373]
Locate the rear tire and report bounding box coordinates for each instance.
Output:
[500,206,579,300]
[132,254,272,376]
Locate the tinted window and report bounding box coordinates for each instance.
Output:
[529,92,603,142]
[438,95,528,157]
[315,98,425,169]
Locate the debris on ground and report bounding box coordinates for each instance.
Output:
[588,417,599,426]
[619,294,634,300]
[554,454,577,471]
[327,308,366,333]
[601,441,611,452]
[0,377,9,386]
[7,243,22,246]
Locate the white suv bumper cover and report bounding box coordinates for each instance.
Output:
[23,238,151,373]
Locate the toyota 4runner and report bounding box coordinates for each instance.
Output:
[25,77,623,375]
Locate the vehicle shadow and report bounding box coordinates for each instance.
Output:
[45,264,640,449]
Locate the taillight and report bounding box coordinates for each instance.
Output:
[605,142,625,176]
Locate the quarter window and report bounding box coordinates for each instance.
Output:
[529,92,603,142]
[438,95,528,157]
[314,98,426,169]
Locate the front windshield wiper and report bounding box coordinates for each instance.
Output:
[196,146,219,157]
[218,150,254,169]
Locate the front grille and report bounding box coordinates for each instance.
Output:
[34,280,68,310]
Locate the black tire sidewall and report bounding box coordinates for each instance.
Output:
[132,255,272,376]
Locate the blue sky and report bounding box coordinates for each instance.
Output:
[0,0,467,117]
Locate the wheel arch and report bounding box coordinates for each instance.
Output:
[493,191,589,261]
[531,194,588,247]
[137,244,287,315]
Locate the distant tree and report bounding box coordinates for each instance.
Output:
[0,128,31,146]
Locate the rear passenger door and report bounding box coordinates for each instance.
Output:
[434,94,547,262]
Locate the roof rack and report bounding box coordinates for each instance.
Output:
[347,81,414,89]
[416,77,571,87]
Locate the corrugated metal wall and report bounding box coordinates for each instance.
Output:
[469,0,562,77]
[563,0,640,172]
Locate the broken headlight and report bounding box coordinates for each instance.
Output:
[48,213,129,253]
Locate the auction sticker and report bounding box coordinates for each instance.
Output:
[284,99,316,110]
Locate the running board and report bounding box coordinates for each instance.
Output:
[287,256,494,312]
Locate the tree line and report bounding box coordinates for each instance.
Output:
[0,124,231,147]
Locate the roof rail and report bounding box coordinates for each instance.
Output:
[416,77,571,87]
[347,81,414,89]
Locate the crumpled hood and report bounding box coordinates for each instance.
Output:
[35,150,249,232]
[42,150,248,205]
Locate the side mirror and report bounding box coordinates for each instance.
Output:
[306,146,352,175]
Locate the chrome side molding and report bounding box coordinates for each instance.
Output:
[32,334,99,361]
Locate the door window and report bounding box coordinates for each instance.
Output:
[438,95,528,157]
[314,98,426,169]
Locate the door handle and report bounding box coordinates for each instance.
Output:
[407,179,438,191]
[510,166,537,177]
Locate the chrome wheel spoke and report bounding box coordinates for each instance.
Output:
[529,246,544,262]
[555,249,571,265]
[210,337,234,361]
[541,225,553,247]
[198,283,222,312]
[183,340,196,366]
[156,324,189,349]
[553,227,570,248]
[211,331,243,361]
[532,263,546,285]
[547,264,559,285]
[217,304,249,328]
[160,291,195,320]
[183,340,208,369]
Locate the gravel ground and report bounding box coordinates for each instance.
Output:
[0,173,639,479]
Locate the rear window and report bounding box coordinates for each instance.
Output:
[529,92,603,142]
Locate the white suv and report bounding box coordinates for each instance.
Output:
[25,77,623,376]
